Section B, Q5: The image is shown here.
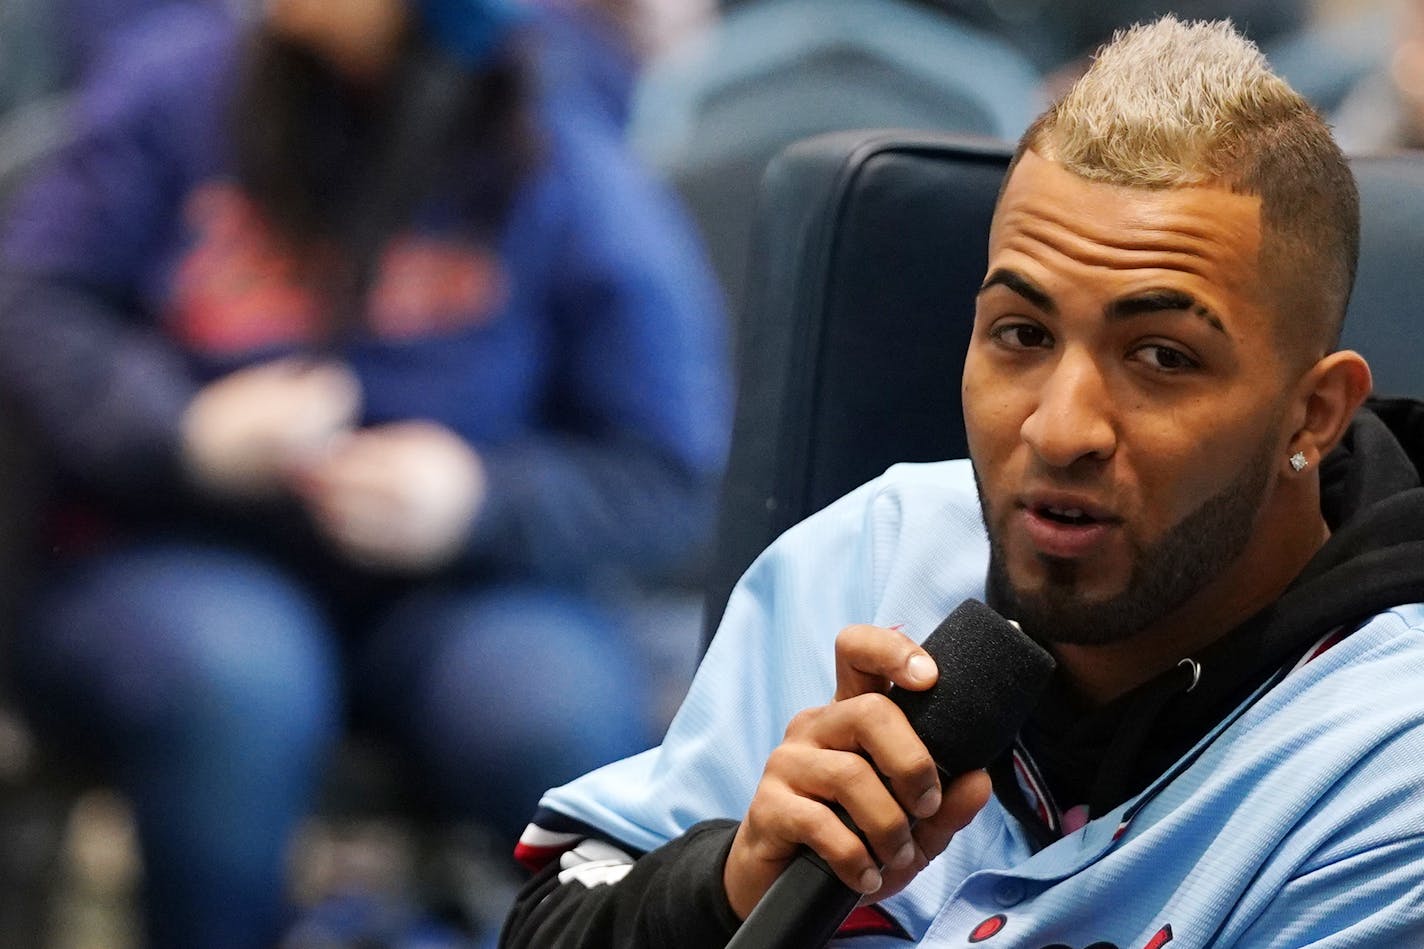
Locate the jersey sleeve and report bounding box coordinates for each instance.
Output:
[502,460,992,944]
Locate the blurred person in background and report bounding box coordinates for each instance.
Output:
[0,0,237,119]
[60,0,246,82]
[0,0,729,945]
[532,0,717,128]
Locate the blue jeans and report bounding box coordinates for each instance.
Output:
[10,540,659,949]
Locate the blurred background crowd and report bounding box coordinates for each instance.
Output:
[0,0,1416,947]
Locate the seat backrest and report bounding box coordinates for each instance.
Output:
[703,129,1424,641]
[1342,154,1424,399]
[629,0,1042,328]
[702,131,1010,639]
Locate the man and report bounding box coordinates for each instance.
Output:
[501,17,1424,947]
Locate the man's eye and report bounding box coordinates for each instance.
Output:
[991,323,1051,350]
[1132,344,1199,372]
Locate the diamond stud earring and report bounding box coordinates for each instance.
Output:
[1289,451,1308,472]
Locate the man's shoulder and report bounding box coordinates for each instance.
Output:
[1289,602,1424,736]
[1169,603,1424,838]
[1208,604,1424,779]
[791,458,982,537]
[757,459,983,566]
[1282,602,1424,702]
[873,458,980,499]
[767,456,981,553]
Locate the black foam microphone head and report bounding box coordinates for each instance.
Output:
[891,598,1056,776]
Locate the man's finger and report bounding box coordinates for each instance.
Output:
[909,769,992,862]
[834,623,938,701]
[790,694,942,819]
[766,743,915,872]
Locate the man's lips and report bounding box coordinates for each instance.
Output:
[1015,495,1122,560]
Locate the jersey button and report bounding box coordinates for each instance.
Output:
[992,879,1026,907]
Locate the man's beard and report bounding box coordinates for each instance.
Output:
[980,441,1276,647]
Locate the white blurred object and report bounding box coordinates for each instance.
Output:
[626,0,716,59]
[51,791,143,949]
[180,357,363,500]
[291,420,487,572]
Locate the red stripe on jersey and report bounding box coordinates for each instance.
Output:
[1303,628,1348,665]
[1012,751,1054,828]
[513,840,574,873]
[835,905,910,939]
[1141,924,1174,949]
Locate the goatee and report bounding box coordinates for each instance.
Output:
[979,441,1275,647]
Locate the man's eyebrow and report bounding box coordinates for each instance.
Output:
[1107,290,1227,334]
[978,268,1056,315]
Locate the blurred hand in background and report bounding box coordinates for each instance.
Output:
[180,357,362,499]
[290,419,487,571]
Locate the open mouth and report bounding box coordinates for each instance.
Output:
[1037,505,1097,526]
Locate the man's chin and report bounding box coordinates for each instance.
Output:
[987,563,1142,647]
[1006,593,1134,646]
[1010,560,1127,610]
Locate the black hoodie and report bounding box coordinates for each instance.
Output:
[501,399,1424,948]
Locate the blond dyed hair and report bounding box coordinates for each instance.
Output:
[1014,16,1359,355]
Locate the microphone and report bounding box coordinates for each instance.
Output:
[725,598,1056,949]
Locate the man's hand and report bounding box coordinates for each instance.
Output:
[290,420,487,572]
[180,358,361,499]
[723,624,992,920]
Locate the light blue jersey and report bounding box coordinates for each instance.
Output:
[538,460,1424,948]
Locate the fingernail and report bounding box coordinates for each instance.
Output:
[891,840,915,870]
[906,653,936,685]
[858,868,883,894]
[886,622,906,631]
[914,786,941,818]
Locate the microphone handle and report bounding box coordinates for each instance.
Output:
[724,847,859,949]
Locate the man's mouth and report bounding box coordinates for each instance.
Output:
[1016,497,1119,559]
[1038,505,1095,525]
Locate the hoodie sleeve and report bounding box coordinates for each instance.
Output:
[463,106,732,582]
[500,820,742,948]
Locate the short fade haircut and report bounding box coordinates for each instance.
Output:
[1009,16,1358,358]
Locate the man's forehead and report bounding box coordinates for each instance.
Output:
[987,150,1266,281]
[978,150,1287,351]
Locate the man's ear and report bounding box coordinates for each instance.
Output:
[1287,350,1373,470]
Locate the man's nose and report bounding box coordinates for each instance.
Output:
[1019,349,1117,468]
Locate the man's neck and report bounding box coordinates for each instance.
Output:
[1053,510,1332,706]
